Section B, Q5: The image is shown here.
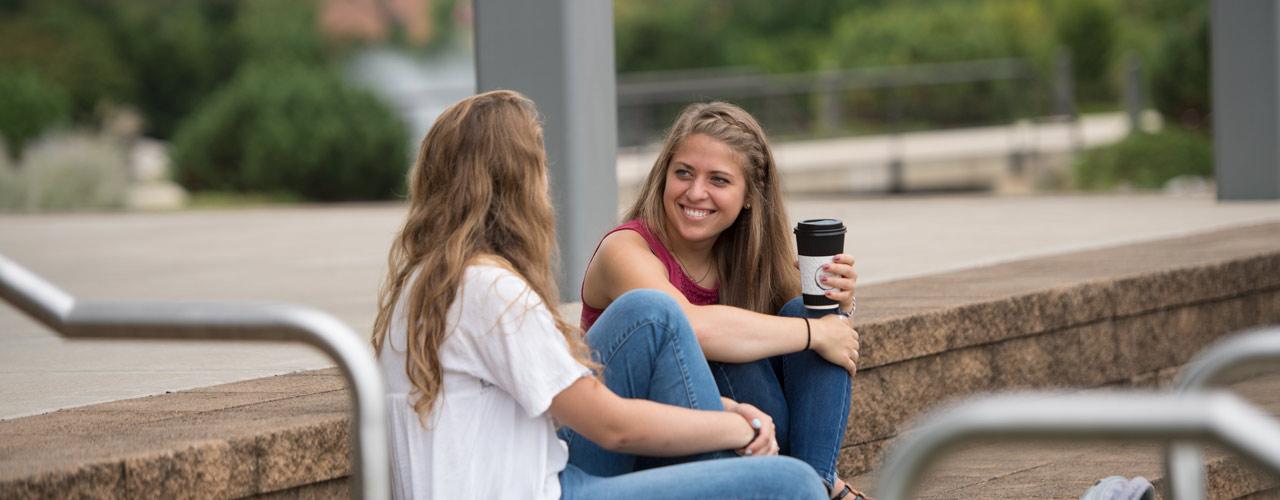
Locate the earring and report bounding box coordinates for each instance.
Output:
[744,203,752,210]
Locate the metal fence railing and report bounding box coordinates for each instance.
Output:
[0,253,389,500]
[876,392,1280,500]
[1166,327,1280,500]
[615,55,1082,146]
[615,55,1084,193]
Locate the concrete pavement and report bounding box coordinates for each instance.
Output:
[1,192,1278,419]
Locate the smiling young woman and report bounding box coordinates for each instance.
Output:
[576,102,867,499]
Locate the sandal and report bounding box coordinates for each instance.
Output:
[831,483,869,500]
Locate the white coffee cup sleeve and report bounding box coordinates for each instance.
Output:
[797,255,837,296]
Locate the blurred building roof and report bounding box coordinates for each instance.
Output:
[320,0,436,46]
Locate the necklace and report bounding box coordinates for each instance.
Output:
[673,251,714,285]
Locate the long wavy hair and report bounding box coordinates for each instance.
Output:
[372,90,596,422]
[624,102,799,314]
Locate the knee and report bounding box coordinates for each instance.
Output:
[790,348,854,390]
[777,296,807,317]
[609,289,695,343]
[614,288,677,308]
[610,289,684,324]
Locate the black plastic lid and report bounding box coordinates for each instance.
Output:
[794,218,846,236]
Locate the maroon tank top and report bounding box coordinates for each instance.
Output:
[580,219,718,331]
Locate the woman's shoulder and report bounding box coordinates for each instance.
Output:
[588,222,679,297]
[600,223,648,247]
[615,219,659,241]
[458,261,541,308]
[605,219,667,251]
[596,225,662,268]
[451,264,558,341]
[464,259,529,287]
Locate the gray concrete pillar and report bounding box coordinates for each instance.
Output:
[473,0,619,300]
[1213,0,1280,199]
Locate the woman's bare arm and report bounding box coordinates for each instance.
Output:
[583,230,858,372]
[549,376,762,456]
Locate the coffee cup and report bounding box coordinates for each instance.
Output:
[794,219,846,310]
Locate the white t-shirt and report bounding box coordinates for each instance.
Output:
[378,265,591,500]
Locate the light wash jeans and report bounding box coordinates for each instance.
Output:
[558,289,826,499]
[707,296,854,487]
[560,456,826,499]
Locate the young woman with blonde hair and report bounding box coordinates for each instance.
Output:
[576,102,865,499]
[372,90,825,499]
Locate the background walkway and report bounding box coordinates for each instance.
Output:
[1,192,1278,419]
[619,113,1138,195]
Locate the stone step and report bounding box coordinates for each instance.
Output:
[0,370,352,498]
[848,373,1280,499]
[838,222,1280,475]
[1,222,1277,498]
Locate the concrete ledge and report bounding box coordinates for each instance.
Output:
[0,370,350,498]
[847,372,1280,499]
[843,291,1280,469]
[2,222,1278,498]
[840,223,1280,476]
[856,223,1280,369]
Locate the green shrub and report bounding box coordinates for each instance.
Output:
[100,1,240,139]
[1073,127,1212,190]
[234,0,330,66]
[1053,0,1119,105]
[614,0,732,73]
[0,70,70,160]
[823,1,1052,128]
[1151,11,1209,131]
[171,63,408,201]
[828,2,1050,68]
[0,4,134,121]
[7,132,129,212]
[0,149,21,210]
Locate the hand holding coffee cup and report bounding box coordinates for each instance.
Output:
[794,219,858,316]
[794,219,861,374]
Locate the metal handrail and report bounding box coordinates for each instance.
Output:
[1166,326,1280,500]
[616,58,1038,104]
[876,392,1280,500]
[0,253,389,500]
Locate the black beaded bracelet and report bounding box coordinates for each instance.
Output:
[802,317,811,351]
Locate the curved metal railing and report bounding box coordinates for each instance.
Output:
[0,253,389,500]
[1166,326,1280,500]
[876,392,1280,500]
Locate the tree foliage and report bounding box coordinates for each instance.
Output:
[1052,0,1119,103]
[0,4,133,121]
[0,70,70,160]
[1150,8,1210,131]
[1074,127,1212,189]
[98,0,240,138]
[171,63,408,201]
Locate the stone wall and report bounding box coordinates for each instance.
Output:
[838,224,1280,475]
[2,223,1277,498]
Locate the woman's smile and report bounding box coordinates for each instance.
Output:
[680,205,714,219]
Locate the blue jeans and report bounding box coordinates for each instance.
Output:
[560,456,826,499]
[558,289,825,498]
[559,289,735,476]
[708,297,853,487]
